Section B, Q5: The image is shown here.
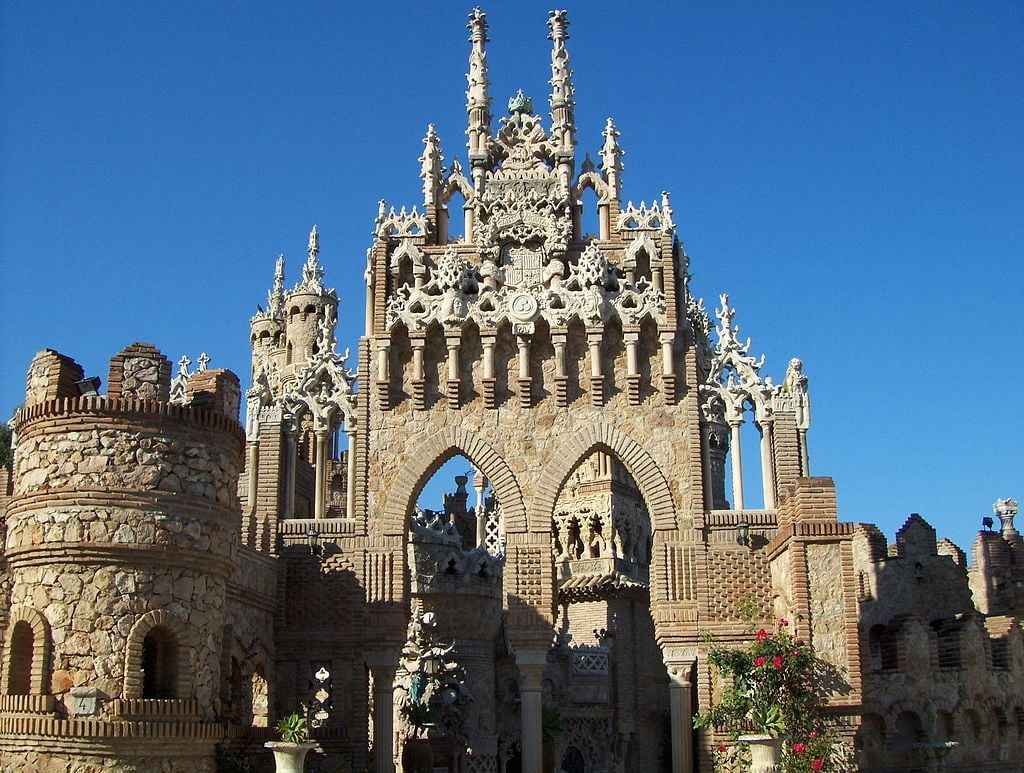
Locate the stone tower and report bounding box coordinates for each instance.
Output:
[1,344,243,769]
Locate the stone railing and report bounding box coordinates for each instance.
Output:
[558,556,649,585]
[571,646,611,675]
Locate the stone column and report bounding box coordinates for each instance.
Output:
[598,202,610,240]
[759,420,776,509]
[246,441,259,511]
[666,659,695,773]
[368,662,397,773]
[376,342,390,383]
[473,471,487,547]
[729,419,744,510]
[365,265,375,337]
[517,650,547,773]
[346,426,357,519]
[700,424,714,511]
[314,429,328,520]
[283,423,297,520]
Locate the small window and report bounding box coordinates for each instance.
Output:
[931,620,962,669]
[992,638,1010,670]
[141,626,178,699]
[7,621,34,695]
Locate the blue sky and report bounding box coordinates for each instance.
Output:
[2,2,1021,556]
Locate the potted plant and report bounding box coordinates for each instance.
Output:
[265,712,316,773]
[694,620,835,772]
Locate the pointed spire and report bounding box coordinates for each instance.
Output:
[301,225,325,291]
[420,124,444,206]
[547,9,575,150]
[268,254,285,315]
[466,7,492,155]
[601,117,624,199]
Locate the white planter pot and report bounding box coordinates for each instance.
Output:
[738,734,781,773]
[265,741,317,773]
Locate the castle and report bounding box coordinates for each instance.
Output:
[1,9,1021,773]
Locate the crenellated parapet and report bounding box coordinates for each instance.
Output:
[1,343,245,767]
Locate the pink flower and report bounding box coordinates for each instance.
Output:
[779,618,789,627]
[792,742,806,754]
[796,639,805,646]
[772,655,784,669]
[754,656,767,667]
[792,650,801,657]
[812,759,823,771]
[810,730,819,738]
[755,628,769,642]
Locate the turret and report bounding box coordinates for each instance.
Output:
[3,344,243,765]
[282,226,339,375]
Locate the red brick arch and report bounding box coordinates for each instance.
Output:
[123,608,194,699]
[4,606,51,695]
[530,422,676,533]
[380,426,526,535]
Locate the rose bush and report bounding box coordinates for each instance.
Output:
[694,620,836,772]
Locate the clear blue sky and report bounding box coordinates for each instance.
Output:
[2,2,1021,557]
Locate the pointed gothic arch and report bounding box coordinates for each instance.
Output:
[380,426,527,535]
[530,422,676,533]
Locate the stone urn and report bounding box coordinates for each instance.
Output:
[265,741,317,773]
[738,734,781,773]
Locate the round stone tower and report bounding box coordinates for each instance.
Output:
[1,343,243,772]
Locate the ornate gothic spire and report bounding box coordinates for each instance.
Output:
[466,7,491,155]
[601,117,624,199]
[420,124,444,206]
[268,254,285,316]
[547,9,575,150]
[300,225,325,292]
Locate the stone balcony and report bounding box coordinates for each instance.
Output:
[557,556,649,586]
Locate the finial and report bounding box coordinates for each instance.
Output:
[995,498,1020,538]
[547,9,575,149]
[301,226,325,291]
[268,254,286,315]
[508,89,533,115]
[420,124,444,206]
[308,225,319,259]
[601,117,624,198]
[661,191,674,228]
[466,7,492,155]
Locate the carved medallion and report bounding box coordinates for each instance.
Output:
[508,292,539,322]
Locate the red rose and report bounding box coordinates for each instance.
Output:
[796,639,804,645]
[755,628,769,642]
[810,730,819,738]
[754,656,767,667]
[792,742,806,753]
[812,758,823,770]
[773,655,783,669]
[717,744,727,752]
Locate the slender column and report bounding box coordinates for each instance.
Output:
[412,343,424,380]
[587,328,604,405]
[517,653,546,773]
[314,429,328,520]
[729,419,745,510]
[464,203,474,243]
[660,333,674,376]
[700,425,714,511]
[799,429,810,476]
[759,420,776,509]
[667,663,695,773]
[370,664,397,773]
[473,471,487,547]
[283,424,297,520]
[365,263,375,337]
[482,334,497,408]
[552,330,568,407]
[246,441,259,511]
[376,342,390,382]
[346,427,357,518]
[411,337,426,410]
[599,203,610,240]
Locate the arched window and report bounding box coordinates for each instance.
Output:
[7,621,34,695]
[868,624,898,671]
[931,619,962,669]
[141,626,178,699]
